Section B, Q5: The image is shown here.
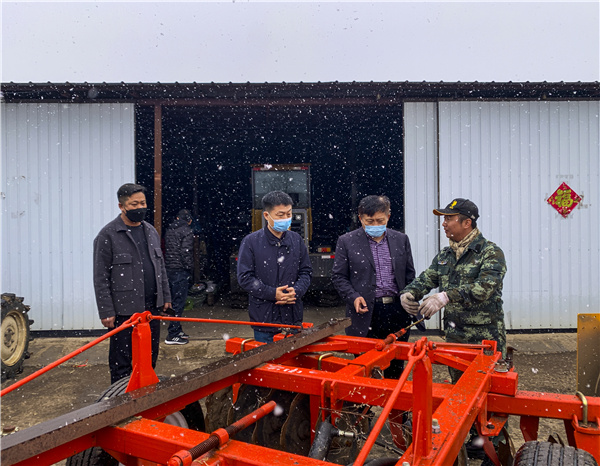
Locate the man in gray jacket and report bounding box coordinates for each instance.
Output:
[94,183,172,383]
[164,209,194,345]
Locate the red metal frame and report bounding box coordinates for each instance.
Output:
[3,314,599,466]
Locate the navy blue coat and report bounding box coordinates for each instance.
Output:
[237,226,312,332]
[331,228,416,337]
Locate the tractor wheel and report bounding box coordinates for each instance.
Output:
[66,376,205,466]
[1,294,33,382]
[513,441,597,466]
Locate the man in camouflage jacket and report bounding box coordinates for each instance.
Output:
[400,198,507,383]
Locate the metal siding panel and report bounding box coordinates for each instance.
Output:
[403,102,440,329]
[1,103,135,330]
[438,101,600,330]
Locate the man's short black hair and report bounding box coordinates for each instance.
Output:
[458,213,477,229]
[358,195,391,217]
[177,209,192,222]
[262,191,293,212]
[117,183,146,204]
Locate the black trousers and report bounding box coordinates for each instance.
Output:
[367,300,412,379]
[166,269,191,338]
[109,312,161,384]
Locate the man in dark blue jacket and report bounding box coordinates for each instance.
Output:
[237,191,312,343]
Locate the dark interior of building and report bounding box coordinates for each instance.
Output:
[136,104,405,288]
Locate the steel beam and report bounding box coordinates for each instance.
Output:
[1,318,350,466]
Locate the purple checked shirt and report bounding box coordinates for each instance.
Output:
[367,233,399,298]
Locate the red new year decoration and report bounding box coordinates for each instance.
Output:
[547,182,582,218]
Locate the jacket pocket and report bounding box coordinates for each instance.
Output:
[111,253,134,291]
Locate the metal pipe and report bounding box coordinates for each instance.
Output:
[168,401,276,465]
[353,344,427,466]
[318,353,334,370]
[154,315,302,330]
[2,314,301,397]
[241,338,255,352]
[575,391,589,427]
[1,317,137,397]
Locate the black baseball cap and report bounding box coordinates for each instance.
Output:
[433,198,479,220]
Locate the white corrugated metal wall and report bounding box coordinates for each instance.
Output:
[403,102,441,329]
[1,103,135,330]
[404,100,600,329]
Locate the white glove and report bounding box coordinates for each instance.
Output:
[418,292,449,318]
[400,292,420,315]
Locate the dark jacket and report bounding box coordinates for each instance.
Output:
[331,228,416,337]
[237,226,312,332]
[164,218,194,271]
[93,215,171,319]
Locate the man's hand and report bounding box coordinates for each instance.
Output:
[101,316,115,329]
[354,296,368,314]
[161,302,174,316]
[418,292,449,318]
[400,293,420,315]
[275,286,297,305]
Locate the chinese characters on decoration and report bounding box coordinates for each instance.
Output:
[547,182,582,218]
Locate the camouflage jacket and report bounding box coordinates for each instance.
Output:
[402,233,507,328]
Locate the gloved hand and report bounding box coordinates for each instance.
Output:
[400,292,419,315]
[418,292,449,318]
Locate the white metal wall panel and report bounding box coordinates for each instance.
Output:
[437,101,600,330]
[403,102,441,329]
[1,103,135,330]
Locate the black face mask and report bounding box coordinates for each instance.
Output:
[124,207,147,223]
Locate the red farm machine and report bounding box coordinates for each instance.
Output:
[1,312,599,466]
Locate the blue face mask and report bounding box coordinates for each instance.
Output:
[364,224,387,238]
[268,214,292,232]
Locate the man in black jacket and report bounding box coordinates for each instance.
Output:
[164,209,194,345]
[237,191,312,343]
[331,195,416,379]
[93,183,172,384]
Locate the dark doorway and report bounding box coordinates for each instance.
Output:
[136,103,405,288]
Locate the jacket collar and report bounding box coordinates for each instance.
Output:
[442,232,485,257]
[114,214,146,233]
[263,224,288,246]
[466,232,485,254]
[357,227,377,271]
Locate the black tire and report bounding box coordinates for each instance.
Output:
[1,293,33,382]
[204,386,234,432]
[513,441,597,466]
[66,376,205,466]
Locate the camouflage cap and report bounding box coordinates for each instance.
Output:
[433,198,479,220]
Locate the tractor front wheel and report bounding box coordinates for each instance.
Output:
[1,293,32,382]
